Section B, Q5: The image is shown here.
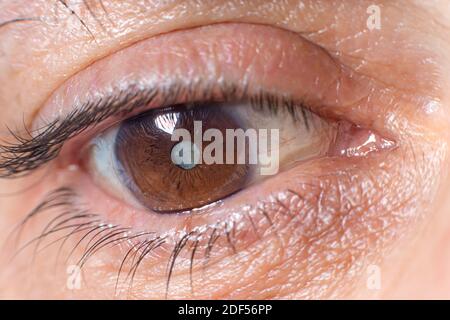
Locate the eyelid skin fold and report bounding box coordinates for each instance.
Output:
[33,23,377,132]
[1,23,383,179]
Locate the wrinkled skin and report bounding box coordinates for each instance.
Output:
[0,0,450,299]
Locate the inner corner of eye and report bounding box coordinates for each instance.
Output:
[329,121,396,158]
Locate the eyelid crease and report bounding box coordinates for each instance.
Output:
[0,80,308,179]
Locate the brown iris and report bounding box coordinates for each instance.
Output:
[114,103,250,213]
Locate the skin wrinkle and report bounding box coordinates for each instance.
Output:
[0,17,42,29]
[0,0,449,299]
[128,139,441,298]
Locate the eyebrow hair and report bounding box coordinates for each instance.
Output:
[0,0,108,39]
[81,0,114,32]
[57,0,96,40]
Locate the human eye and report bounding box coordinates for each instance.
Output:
[0,23,394,297]
[0,1,447,300]
[87,99,331,212]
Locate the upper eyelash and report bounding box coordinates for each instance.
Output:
[0,81,309,179]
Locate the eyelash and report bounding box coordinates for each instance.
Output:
[10,186,299,297]
[0,81,309,179]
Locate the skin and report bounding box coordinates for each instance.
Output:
[0,0,450,299]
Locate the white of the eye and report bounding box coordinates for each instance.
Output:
[89,127,144,208]
[90,128,121,188]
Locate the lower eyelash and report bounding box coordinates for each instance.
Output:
[7,186,292,297]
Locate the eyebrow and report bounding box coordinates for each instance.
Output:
[0,0,110,40]
[57,0,96,39]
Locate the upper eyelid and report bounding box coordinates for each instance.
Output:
[0,13,384,139]
[0,20,407,179]
[1,2,443,105]
[0,22,341,179]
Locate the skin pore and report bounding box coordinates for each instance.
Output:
[0,0,450,299]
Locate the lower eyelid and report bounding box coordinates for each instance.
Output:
[52,121,394,239]
[8,147,401,298]
[5,100,417,298]
[3,133,435,299]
